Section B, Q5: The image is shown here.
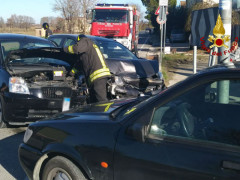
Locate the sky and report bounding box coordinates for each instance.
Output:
[0,0,182,24]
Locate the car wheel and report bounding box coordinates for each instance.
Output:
[0,98,7,128]
[42,156,87,180]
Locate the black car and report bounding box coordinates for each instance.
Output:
[0,34,164,128]
[0,34,57,127]
[19,63,240,180]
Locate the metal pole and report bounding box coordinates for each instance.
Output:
[217,0,232,104]
[163,7,167,52]
[218,0,232,65]
[193,46,197,74]
[212,47,217,66]
[208,49,213,67]
[159,23,163,71]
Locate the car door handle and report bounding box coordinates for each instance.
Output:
[222,161,240,171]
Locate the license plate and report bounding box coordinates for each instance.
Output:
[62,97,71,112]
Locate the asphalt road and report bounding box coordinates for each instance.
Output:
[0,127,27,180]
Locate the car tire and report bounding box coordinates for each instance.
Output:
[42,156,87,180]
[0,98,7,128]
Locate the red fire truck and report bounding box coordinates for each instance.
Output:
[89,4,139,52]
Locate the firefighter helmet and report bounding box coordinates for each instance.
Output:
[42,23,49,30]
[77,34,86,41]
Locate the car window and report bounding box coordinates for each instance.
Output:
[49,37,62,47]
[149,79,240,147]
[95,41,138,60]
[64,39,76,47]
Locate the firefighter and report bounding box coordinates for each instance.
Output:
[42,22,53,38]
[63,35,111,103]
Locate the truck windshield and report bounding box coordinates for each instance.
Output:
[93,9,129,23]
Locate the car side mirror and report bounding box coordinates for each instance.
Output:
[127,123,146,142]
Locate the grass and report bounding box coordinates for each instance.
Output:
[0,28,36,36]
[161,53,209,85]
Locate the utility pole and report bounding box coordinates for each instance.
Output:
[218,0,232,65]
[217,0,232,104]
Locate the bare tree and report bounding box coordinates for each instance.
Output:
[53,0,81,33]
[78,0,97,33]
[53,0,96,33]
[0,17,5,28]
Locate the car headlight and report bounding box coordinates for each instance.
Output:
[9,77,30,94]
[115,76,124,86]
[23,128,33,143]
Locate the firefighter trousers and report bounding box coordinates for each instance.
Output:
[89,78,108,103]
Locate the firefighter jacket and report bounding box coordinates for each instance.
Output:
[63,37,111,85]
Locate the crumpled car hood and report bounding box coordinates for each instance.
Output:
[106,58,159,78]
[5,47,159,78]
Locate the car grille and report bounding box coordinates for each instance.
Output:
[98,30,119,35]
[41,87,72,99]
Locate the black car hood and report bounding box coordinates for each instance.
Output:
[42,97,143,122]
[6,48,159,78]
[5,47,78,66]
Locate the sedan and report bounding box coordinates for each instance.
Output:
[19,63,240,180]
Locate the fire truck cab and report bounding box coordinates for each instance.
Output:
[89,4,139,52]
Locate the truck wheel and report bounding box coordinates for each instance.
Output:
[0,98,7,128]
[42,156,87,180]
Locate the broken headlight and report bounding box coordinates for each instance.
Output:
[9,77,30,94]
[115,76,124,86]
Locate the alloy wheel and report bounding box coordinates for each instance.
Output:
[47,168,72,180]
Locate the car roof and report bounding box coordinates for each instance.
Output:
[0,33,50,41]
[49,34,114,42]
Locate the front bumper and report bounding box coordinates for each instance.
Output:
[18,143,43,180]
[2,92,85,124]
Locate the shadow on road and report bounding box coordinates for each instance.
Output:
[0,131,26,180]
[169,70,193,77]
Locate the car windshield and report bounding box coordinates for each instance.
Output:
[95,40,138,60]
[93,9,129,23]
[1,39,55,61]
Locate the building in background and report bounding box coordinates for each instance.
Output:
[180,1,186,7]
[186,0,219,8]
[187,0,240,9]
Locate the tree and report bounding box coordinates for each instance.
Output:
[0,17,5,28]
[53,0,80,33]
[53,0,96,33]
[6,14,35,30]
[78,0,97,34]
